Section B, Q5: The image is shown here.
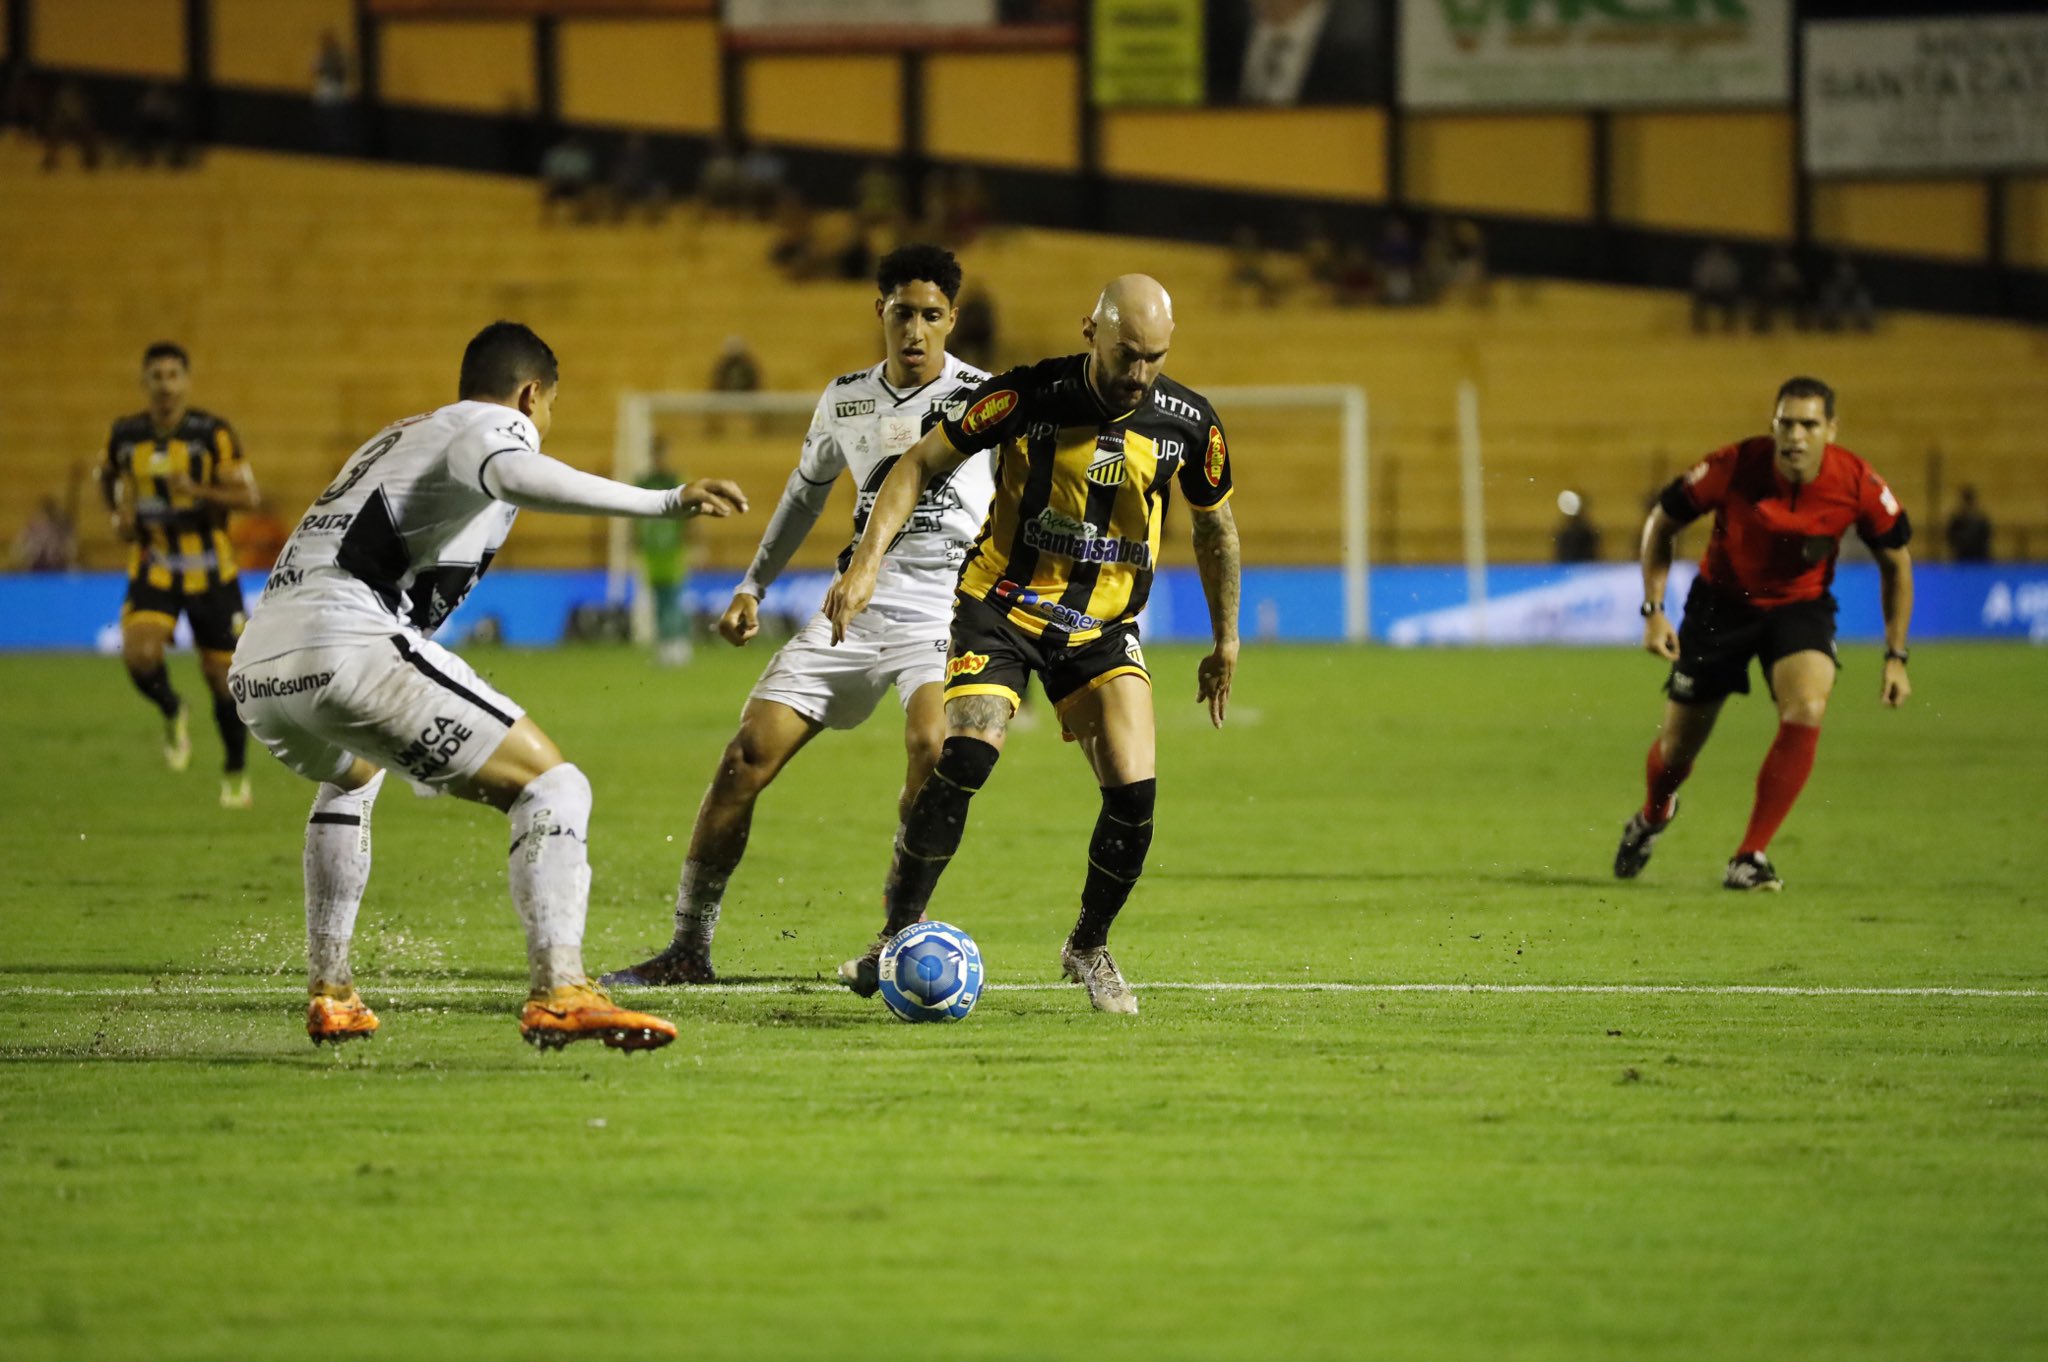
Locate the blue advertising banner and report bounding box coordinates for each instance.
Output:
[4,564,2046,651]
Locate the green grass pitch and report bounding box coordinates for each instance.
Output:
[3,641,2045,1361]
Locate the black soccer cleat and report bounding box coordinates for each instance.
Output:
[1723,852,1784,893]
[1613,800,1678,880]
[599,945,716,988]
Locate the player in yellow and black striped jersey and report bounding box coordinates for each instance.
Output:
[824,274,1242,1014]
[98,342,262,807]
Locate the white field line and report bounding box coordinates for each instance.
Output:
[0,981,2042,1000]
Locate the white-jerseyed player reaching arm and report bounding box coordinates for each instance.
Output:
[230,321,747,1050]
[603,244,993,987]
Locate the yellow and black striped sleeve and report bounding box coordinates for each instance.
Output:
[1177,406,1234,509]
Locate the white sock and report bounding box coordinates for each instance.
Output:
[304,771,387,993]
[672,859,729,956]
[507,764,593,993]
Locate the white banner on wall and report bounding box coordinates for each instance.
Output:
[1399,0,1790,110]
[725,0,997,28]
[1804,16,2048,175]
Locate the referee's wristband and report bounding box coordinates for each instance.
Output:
[1884,647,1910,665]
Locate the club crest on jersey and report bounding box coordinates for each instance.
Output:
[1086,447,1128,487]
[946,652,990,680]
[1203,426,1226,487]
[962,390,1018,437]
[1122,635,1145,667]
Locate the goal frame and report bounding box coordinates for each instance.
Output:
[611,384,1370,642]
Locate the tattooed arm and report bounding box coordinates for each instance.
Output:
[1190,501,1241,728]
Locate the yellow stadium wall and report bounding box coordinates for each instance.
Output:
[926,52,1079,172]
[744,55,899,153]
[35,0,184,78]
[1812,181,1988,264]
[559,17,719,132]
[1403,114,1592,220]
[1611,111,1794,240]
[213,0,355,92]
[2005,177,2048,272]
[380,19,534,114]
[1100,108,1386,201]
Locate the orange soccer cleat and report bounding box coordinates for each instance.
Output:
[306,989,380,1046]
[519,982,677,1053]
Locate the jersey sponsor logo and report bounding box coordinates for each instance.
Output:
[1203,426,1226,487]
[1152,391,1201,422]
[1022,509,1152,568]
[961,390,1018,437]
[397,715,476,784]
[946,651,991,680]
[1155,437,1185,465]
[296,512,354,535]
[493,421,535,451]
[835,399,877,418]
[835,370,867,386]
[1685,460,1711,485]
[1878,483,1900,516]
[228,669,334,704]
[992,578,1105,632]
[1086,449,1128,487]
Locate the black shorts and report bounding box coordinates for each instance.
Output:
[1666,578,1837,705]
[943,595,1150,712]
[122,576,247,652]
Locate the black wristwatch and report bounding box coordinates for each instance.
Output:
[1885,647,1910,664]
[1640,601,1664,617]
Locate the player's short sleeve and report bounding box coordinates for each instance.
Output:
[794,389,848,487]
[210,419,246,475]
[1659,442,1741,524]
[449,411,539,497]
[1176,409,1234,510]
[1856,469,1912,550]
[940,368,1032,454]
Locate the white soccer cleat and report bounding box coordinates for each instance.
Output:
[163,703,191,772]
[1060,940,1139,1015]
[220,773,254,809]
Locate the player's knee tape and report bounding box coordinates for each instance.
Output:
[1090,779,1156,883]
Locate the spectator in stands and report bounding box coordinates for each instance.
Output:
[1372,215,1420,305]
[737,141,787,218]
[953,283,998,371]
[1434,216,1489,307]
[696,136,745,217]
[767,188,819,278]
[1299,215,1340,296]
[1817,254,1876,333]
[1690,241,1742,333]
[11,497,76,572]
[41,79,100,172]
[1331,241,1378,307]
[1752,248,1809,333]
[607,134,670,223]
[711,335,762,395]
[1224,227,1280,309]
[311,30,353,151]
[856,160,907,233]
[127,83,190,169]
[1945,485,1993,563]
[539,135,597,221]
[1553,490,1601,563]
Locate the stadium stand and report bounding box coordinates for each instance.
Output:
[5,141,2045,572]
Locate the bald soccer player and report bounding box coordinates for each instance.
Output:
[822,276,1242,1014]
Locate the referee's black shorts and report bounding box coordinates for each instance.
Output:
[1666,578,1837,705]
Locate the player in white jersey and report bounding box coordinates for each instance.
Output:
[603,245,993,986]
[229,322,748,1049]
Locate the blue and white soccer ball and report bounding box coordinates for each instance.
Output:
[877,921,984,1023]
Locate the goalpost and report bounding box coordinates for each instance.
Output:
[612,384,1371,642]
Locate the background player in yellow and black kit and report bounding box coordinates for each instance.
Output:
[98,342,261,808]
[825,274,1241,1014]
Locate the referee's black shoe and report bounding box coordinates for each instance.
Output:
[1613,800,1678,880]
[1723,851,1784,892]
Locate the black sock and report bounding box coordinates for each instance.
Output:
[213,695,248,774]
[1071,779,1156,952]
[883,736,999,932]
[129,666,181,719]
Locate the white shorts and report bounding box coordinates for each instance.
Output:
[229,630,525,789]
[747,610,947,730]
